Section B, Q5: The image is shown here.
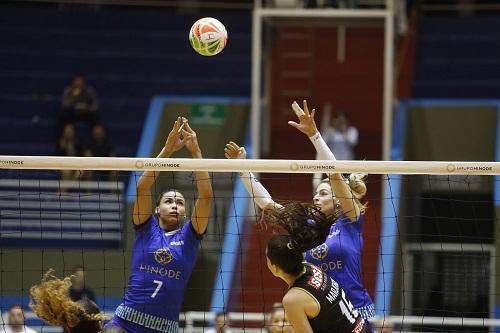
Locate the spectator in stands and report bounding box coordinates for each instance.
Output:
[84,124,117,181]
[266,303,294,333]
[0,305,39,333]
[56,123,83,182]
[84,124,115,158]
[69,265,96,303]
[30,269,105,333]
[60,74,100,130]
[322,109,358,161]
[57,124,82,157]
[312,109,359,189]
[205,312,234,333]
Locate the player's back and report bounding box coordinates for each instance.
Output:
[291,263,367,333]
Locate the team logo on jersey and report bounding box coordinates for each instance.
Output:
[307,265,324,289]
[309,243,328,260]
[154,247,173,265]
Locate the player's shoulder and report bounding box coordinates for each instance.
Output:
[286,286,313,304]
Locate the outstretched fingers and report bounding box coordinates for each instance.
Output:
[177,120,185,133]
[291,101,305,118]
[182,118,195,134]
[224,141,243,159]
[291,100,314,118]
[287,120,300,129]
[172,117,181,132]
[302,100,310,116]
[288,100,318,136]
[226,141,241,150]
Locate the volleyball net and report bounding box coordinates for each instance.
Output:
[0,156,499,333]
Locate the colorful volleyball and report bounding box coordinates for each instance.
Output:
[189,17,227,56]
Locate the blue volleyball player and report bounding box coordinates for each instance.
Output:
[224,101,375,326]
[106,117,213,333]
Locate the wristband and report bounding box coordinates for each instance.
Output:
[309,132,336,161]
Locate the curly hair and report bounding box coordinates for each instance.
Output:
[29,269,105,333]
[266,202,337,275]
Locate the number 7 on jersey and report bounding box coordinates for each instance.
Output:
[151,280,163,298]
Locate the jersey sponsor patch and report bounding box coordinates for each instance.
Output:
[154,247,173,265]
[170,240,184,246]
[307,265,324,289]
[310,243,328,260]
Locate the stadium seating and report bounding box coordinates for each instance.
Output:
[413,15,500,98]
[0,3,250,157]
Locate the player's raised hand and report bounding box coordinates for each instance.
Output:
[180,118,201,154]
[224,141,247,159]
[164,117,185,153]
[288,100,319,137]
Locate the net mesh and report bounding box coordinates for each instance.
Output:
[0,166,498,333]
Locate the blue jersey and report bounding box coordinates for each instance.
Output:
[305,214,374,317]
[109,215,201,333]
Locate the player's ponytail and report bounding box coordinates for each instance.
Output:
[266,202,335,275]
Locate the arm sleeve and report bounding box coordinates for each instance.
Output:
[238,172,274,210]
[309,132,336,161]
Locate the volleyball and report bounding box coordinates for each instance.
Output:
[189,17,227,56]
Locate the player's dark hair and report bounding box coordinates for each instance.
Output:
[266,202,335,275]
[155,188,184,207]
[70,299,102,333]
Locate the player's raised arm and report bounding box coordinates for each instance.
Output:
[133,117,185,226]
[181,120,213,235]
[288,100,361,222]
[224,141,281,211]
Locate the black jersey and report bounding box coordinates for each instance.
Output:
[291,263,367,333]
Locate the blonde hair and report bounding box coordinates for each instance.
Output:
[29,269,105,332]
[321,173,368,214]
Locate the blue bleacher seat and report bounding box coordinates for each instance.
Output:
[0,3,251,156]
[413,15,500,98]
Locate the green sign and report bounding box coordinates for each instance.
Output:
[189,103,227,126]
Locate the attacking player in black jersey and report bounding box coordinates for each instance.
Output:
[265,202,368,333]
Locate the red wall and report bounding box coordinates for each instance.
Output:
[230,24,384,312]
